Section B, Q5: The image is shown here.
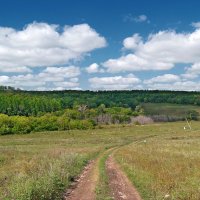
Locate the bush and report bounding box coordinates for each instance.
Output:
[0,114,15,135]
[131,116,154,125]
[0,105,143,135]
[12,116,32,134]
[69,119,94,130]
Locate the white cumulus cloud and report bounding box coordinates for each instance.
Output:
[0,22,107,72]
[123,34,143,50]
[89,74,141,90]
[0,66,80,90]
[86,63,104,73]
[103,28,200,73]
[144,74,180,84]
[185,63,200,74]
[191,22,200,28]
[147,81,200,91]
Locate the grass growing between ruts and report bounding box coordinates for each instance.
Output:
[95,148,114,200]
[114,121,200,200]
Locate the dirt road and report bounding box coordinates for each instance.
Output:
[64,150,142,200]
[106,155,141,200]
[64,160,98,200]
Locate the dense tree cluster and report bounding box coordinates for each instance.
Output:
[0,89,200,116]
[0,88,200,135]
[0,106,137,135]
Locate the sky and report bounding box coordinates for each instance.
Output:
[1,0,200,91]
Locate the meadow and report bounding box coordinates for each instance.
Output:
[0,125,147,200]
[142,103,200,118]
[115,122,200,200]
[0,121,200,199]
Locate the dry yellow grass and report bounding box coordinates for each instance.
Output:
[1,122,200,199]
[115,122,200,200]
[0,126,149,199]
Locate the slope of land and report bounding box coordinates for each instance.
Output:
[1,122,200,199]
[142,103,200,117]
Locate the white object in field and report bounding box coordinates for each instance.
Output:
[184,126,186,130]
[144,140,146,143]
[185,118,192,130]
[164,194,170,199]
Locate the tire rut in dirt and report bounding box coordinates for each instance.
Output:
[106,155,142,200]
[64,160,97,200]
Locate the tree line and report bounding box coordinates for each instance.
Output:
[1,89,200,116]
[0,106,138,135]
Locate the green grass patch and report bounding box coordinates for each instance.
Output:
[0,125,148,200]
[115,122,200,200]
[96,148,114,200]
[1,122,200,199]
[142,103,200,118]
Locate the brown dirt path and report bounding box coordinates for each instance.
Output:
[64,148,142,200]
[106,155,142,200]
[64,160,98,200]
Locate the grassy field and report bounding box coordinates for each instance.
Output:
[115,122,200,200]
[141,103,200,117]
[1,122,200,199]
[0,125,149,200]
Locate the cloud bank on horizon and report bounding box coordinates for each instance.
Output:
[1,20,200,91]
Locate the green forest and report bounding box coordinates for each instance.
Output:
[0,87,200,135]
[1,88,200,115]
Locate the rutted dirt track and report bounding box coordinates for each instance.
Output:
[106,155,142,200]
[64,149,142,200]
[64,160,98,200]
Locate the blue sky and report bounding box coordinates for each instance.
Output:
[1,0,200,90]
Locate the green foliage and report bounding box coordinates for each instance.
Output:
[1,89,200,135]
[0,106,136,135]
[1,90,200,117]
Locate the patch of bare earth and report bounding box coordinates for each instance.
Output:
[64,160,97,200]
[106,155,142,200]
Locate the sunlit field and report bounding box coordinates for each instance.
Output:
[115,121,200,200]
[1,122,200,199]
[0,125,148,200]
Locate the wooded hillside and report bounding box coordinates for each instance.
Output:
[0,89,200,116]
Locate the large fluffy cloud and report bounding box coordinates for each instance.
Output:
[0,22,106,72]
[104,54,173,72]
[144,74,180,84]
[146,81,200,91]
[185,63,200,74]
[0,66,80,90]
[143,73,200,91]
[103,28,200,73]
[89,74,141,90]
